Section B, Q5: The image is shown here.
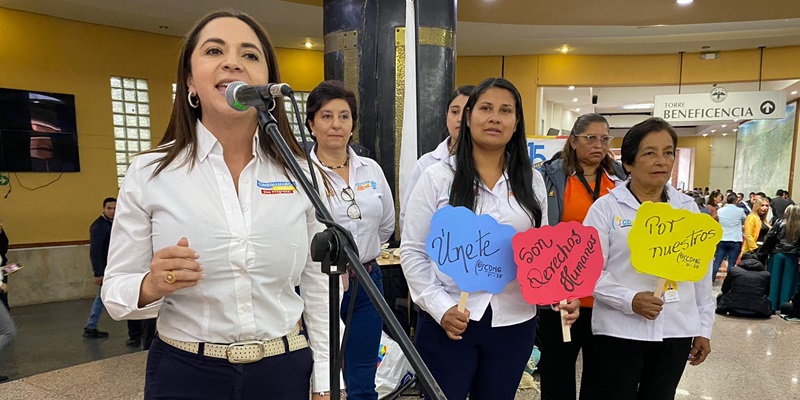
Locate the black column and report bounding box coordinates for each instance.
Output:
[323,0,456,209]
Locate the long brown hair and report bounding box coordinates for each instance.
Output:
[148,10,303,176]
[783,205,800,244]
[561,113,616,175]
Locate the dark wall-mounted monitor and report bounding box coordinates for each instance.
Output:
[0,88,80,172]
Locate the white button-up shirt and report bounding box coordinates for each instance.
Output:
[102,121,332,391]
[311,147,395,263]
[583,182,715,341]
[400,156,549,327]
[399,137,452,232]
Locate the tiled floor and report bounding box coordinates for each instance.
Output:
[2,294,800,399]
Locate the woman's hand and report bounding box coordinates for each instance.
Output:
[440,306,471,340]
[632,291,664,320]
[138,237,203,307]
[688,337,711,366]
[553,299,581,325]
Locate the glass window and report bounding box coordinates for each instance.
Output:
[110,75,152,186]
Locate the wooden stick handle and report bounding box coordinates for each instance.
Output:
[654,278,668,298]
[457,292,469,313]
[560,299,572,343]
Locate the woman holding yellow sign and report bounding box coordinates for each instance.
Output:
[582,117,715,400]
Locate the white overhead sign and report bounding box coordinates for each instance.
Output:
[654,88,787,123]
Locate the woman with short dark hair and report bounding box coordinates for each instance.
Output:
[583,117,715,400]
[306,79,395,400]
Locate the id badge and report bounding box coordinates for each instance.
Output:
[663,280,680,303]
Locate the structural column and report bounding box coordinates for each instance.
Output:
[323,0,456,231]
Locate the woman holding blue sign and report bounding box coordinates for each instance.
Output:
[401,77,580,400]
[582,117,715,400]
[400,84,474,232]
[306,80,396,400]
[538,113,626,400]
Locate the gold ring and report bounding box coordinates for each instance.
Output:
[164,271,177,284]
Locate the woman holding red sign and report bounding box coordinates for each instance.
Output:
[538,113,626,400]
[401,77,580,399]
[582,117,714,400]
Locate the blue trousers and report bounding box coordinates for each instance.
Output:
[415,306,537,400]
[767,253,800,311]
[712,241,742,282]
[145,336,313,400]
[85,286,104,329]
[340,263,384,400]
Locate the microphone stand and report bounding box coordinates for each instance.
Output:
[255,96,445,400]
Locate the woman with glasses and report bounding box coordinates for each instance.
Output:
[401,77,580,399]
[537,113,626,400]
[306,80,395,400]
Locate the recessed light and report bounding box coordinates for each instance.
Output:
[568,86,575,91]
[721,124,727,128]
[767,351,773,356]
[572,98,578,102]
[702,133,708,137]
[792,91,799,95]
[559,45,570,53]
[576,108,581,112]
[711,130,716,133]
[304,41,313,48]
[676,0,693,5]
[722,133,728,136]
[734,119,739,122]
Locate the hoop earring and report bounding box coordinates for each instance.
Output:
[188,91,200,109]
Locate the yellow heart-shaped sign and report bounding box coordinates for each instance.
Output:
[628,202,722,282]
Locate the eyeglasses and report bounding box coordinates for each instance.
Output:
[341,187,361,219]
[574,135,614,146]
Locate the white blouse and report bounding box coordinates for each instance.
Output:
[400,156,549,327]
[583,182,715,341]
[102,121,333,391]
[311,146,395,263]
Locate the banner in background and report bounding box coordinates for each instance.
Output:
[527,136,567,167]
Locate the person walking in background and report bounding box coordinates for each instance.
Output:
[712,193,746,283]
[538,113,626,400]
[0,219,14,382]
[83,197,115,339]
[771,189,791,223]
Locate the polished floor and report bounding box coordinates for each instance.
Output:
[1,293,799,399]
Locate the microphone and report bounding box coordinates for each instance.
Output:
[225,81,294,111]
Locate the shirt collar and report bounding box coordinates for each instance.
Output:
[610,179,690,210]
[310,146,365,172]
[195,119,262,163]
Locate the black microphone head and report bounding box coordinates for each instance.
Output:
[226,81,249,111]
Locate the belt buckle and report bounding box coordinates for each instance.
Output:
[226,340,265,364]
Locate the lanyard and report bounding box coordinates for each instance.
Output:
[576,170,603,201]
[627,182,668,204]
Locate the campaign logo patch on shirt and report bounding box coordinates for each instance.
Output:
[612,215,633,230]
[354,180,378,191]
[257,180,297,195]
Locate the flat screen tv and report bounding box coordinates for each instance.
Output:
[0,88,80,172]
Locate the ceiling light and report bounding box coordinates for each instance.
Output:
[792,91,799,95]
[793,378,798,384]
[722,133,728,136]
[304,41,313,48]
[620,103,654,110]
[559,45,570,53]
[733,128,738,132]
[568,86,575,91]
[702,133,708,137]
[711,130,716,133]
[721,124,727,128]
[767,351,772,356]
[576,108,581,112]
[734,119,739,122]
[572,98,578,102]
[676,0,693,5]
